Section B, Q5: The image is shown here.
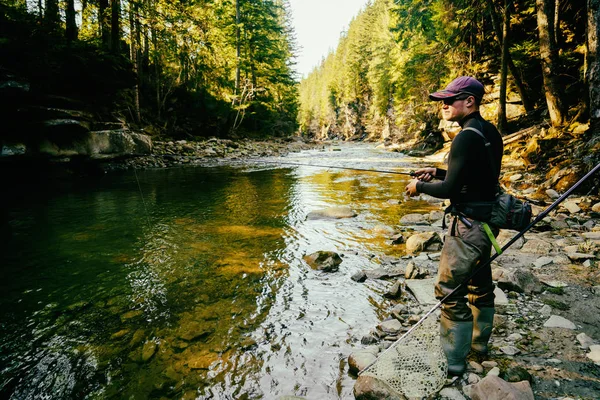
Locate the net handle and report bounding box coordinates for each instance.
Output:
[359,162,600,375]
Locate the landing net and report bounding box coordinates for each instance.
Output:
[361,316,447,398]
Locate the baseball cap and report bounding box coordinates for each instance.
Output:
[429,76,484,102]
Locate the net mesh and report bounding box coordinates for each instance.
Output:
[361,316,447,398]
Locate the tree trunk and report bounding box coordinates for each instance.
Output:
[236,0,241,94]
[536,0,567,127]
[99,0,110,48]
[129,0,141,123]
[486,0,534,113]
[588,0,600,135]
[111,0,121,53]
[44,0,60,29]
[65,0,78,42]
[498,0,511,133]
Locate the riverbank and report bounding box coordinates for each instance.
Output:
[346,168,600,398]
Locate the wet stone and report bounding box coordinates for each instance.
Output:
[142,341,158,362]
[351,270,367,282]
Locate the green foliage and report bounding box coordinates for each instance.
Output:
[298,0,588,145]
[0,0,298,138]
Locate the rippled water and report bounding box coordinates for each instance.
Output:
[0,143,438,399]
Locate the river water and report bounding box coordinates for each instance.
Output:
[0,143,438,399]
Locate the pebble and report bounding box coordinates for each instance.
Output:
[487,366,500,376]
[576,332,596,349]
[543,315,577,330]
[468,361,483,374]
[500,345,520,355]
[481,361,498,369]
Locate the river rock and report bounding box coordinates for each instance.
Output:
[520,238,553,254]
[576,332,596,349]
[351,270,368,282]
[582,232,600,241]
[546,189,560,199]
[303,251,342,272]
[497,269,542,294]
[496,230,524,249]
[405,232,442,255]
[399,213,428,225]
[306,206,357,220]
[592,202,600,213]
[543,315,577,329]
[438,387,466,400]
[470,375,534,400]
[141,341,158,362]
[348,350,378,374]
[353,375,405,400]
[384,280,402,298]
[567,252,595,261]
[405,262,427,279]
[562,201,581,214]
[378,319,403,335]
[587,344,600,362]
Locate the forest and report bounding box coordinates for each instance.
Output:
[1,0,599,166]
[0,0,298,139]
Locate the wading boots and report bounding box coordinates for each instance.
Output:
[440,315,473,376]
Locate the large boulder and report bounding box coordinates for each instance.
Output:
[469,375,534,400]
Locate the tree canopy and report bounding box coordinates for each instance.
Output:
[298,0,590,146]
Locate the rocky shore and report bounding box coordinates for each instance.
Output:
[340,182,600,399]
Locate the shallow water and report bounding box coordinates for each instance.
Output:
[0,143,438,399]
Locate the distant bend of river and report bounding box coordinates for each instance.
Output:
[0,143,437,399]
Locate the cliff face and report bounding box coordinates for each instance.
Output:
[0,69,152,162]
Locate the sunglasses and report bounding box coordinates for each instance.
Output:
[442,95,470,105]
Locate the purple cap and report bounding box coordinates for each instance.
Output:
[429,76,484,102]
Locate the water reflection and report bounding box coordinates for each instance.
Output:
[0,144,440,399]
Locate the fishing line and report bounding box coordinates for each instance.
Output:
[134,167,153,230]
[242,159,435,177]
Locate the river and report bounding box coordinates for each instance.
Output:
[0,143,439,399]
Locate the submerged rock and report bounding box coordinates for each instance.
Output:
[303,251,342,272]
[306,206,357,220]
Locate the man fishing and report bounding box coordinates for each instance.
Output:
[404,76,503,375]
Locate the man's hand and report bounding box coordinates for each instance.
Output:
[413,167,437,182]
[405,179,420,197]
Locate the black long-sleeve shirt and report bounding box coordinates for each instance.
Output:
[416,112,503,204]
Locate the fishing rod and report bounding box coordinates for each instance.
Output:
[359,161,600,375]
[244,159,444,178]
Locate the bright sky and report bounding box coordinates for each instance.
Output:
[288,0,370,79]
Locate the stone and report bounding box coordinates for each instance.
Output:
[567,252,595,261]
[520,239,553,254]
[582,231,600,241]
[500,346,520,355]
[303,251,342,272]
[468,361,484,374]
[141,341,158,362]
[487,366,501,376]
[562,201,581,214]
[405,232,442,254]
[576,332,596,349]
[399,213,428,225]
[404,262,427,279]
[389,233,405,245]
[438,387,466,400]
[494,287,509,306]
[351,271,368,282]
[587,344,600,362]
[470,375,534,400]
[533,256,554,268]
[378,319,403,335]
[540,304,552,316]
[384,280,402,299]
[306,206,357,220]
[353,375,405,400]
[481,361,498,369]
[543,315,577,329]
[364,268,392,280]
[497,269,542,294]
[592,202,600,212]
[507,333,523,342]
[509,174,522,182]
[468,373,481,384]
[405,278,437,305]
[348,351,378,374]
[1,143,26,156]
[546,189,560,199]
